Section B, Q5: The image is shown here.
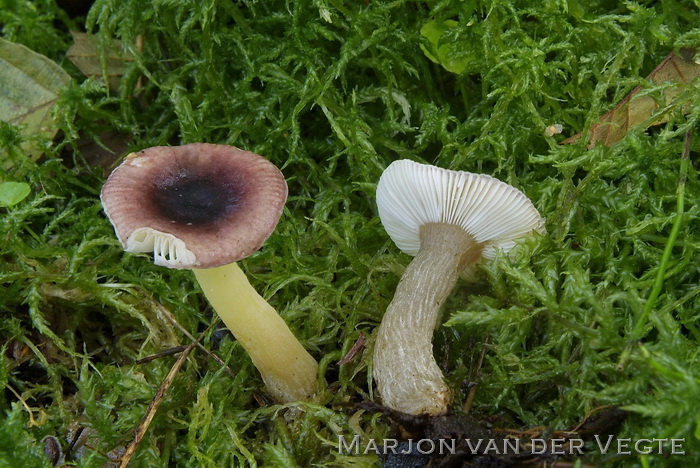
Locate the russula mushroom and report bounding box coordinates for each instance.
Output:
[100,143,318,403]
[373,159,545,415]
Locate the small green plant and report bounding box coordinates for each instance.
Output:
[0,181,30,206]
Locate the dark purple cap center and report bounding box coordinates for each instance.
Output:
[152,170,241,225]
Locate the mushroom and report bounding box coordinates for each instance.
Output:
[100,143,318,403]
[373,159,545,415]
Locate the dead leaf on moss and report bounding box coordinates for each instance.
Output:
[0,38,71,165]
[66,31,134,92]
[69,130,131,176]
[562,49,700,148]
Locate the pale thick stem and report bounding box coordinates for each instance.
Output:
[193,263,318,402]
[374,223,481,415]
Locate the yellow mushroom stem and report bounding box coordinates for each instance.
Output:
[193,263,318,403]
[373,222,483,415]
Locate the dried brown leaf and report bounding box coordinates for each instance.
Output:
[66,31,134,92]
[70,130,131,175]
[562,49,700,148]
[0,38,71,166]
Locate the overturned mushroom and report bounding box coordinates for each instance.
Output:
[373,159,545,415]
[101,143,318,402]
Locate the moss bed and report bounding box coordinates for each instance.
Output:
[1,0,699,466]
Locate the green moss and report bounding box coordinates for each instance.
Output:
[1,0,700,466]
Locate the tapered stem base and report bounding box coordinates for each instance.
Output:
[374,223,481,415]
[194,263,318,403]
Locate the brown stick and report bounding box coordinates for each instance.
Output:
[149,298,236,378]
[135,346,188,364]
[337,332,366,365]
[463,335,489,413]
[117,321,214,467]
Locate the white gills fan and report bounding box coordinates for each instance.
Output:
[373,159,545,415]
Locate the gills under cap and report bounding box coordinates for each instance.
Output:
[100,143,287,269]
[376,159,545,259]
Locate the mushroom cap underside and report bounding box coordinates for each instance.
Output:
[101,143,287,269]
[376,159,545,259]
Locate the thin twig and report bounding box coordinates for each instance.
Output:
[136,346,188,364]
[150,299,236,378]
[463,335,489,413]
[117,321,214,467]
[337,332,366,365]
